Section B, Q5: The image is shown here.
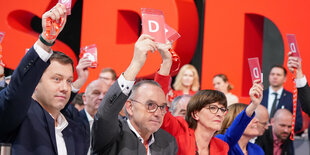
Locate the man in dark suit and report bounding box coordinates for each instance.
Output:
[261,64,303,132]
[287,52,310,115]
[287,52,310,139]
[256,109,294,155]
[0,3,91,155]
[91,34,178,154]
[80,79,109,155]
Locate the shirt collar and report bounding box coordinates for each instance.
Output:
[85,109,94,123]
[54,113,69,132]
[269,86,283,99]
[127,119,155,145]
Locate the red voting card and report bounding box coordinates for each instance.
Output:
[248,57,262,83]
[165,24,181,43]
[286,34,301,58]
[141,8,166,43]
[80,44,98,68]
[59,0,72,15]
[0,32,4,44]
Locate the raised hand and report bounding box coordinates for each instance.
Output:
[157,42,172,75]
[72,56,92,89]
[287,51,303,79]
[41,3,67,42]
[124,34,157,81]
[246,79,264,117]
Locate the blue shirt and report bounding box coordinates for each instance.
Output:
[216,108,264,155]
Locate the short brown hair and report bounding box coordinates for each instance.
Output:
[50,51,74,72]
[270,65,287,76]
[219,103,247,134]
[185,90,227,129]
[101,68,117,80]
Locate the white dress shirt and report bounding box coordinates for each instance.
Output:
[117,73,135,96]
[295,75,307,88]
[267,86,283,114]
[54,113,69,155]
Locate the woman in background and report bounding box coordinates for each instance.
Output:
[213,74,239,106]
[171,64,199,99]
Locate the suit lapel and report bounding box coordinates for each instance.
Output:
[277,89,287,109]
[43,109,58,154]
[262,89,269,108]
[63,124,75,155]
[80,109,90,134]
[79,109,90,149]
[150,141,160,155]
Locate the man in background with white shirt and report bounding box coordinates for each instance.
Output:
[80,79,109,155]
[260,64,303,132]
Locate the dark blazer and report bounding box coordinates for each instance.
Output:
[79,109,91,149]
[91,80,178,155]
[0,47,88,155]
[261,88,303,132]
[255,126,294,155]
[298,83,310,116]
[297,83,310,140]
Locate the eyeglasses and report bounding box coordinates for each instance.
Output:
[205,105,228,114]
[130,99,167,114]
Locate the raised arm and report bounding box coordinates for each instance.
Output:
[287,52,310,116]
[216,80,263,147]
[0,3,67,139]
[153,43,190,136]
[91,34,157,153]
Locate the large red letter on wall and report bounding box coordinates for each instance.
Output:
[0,0,77,69]
[80,0,199,89]
[201,0,310,103]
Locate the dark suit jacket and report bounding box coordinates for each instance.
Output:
[79,109,91,149]
[91,80,178,155]
[297,83,310,140]
[0,47,88,155]
[261,88,303,132]
[298,83,310,116]
[255,126,294,155]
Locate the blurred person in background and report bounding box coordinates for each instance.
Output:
[169,64,199,104]
[213,74,239,106]
[98,67,117,86]
[71,93,85,111]
[169,94,191,118]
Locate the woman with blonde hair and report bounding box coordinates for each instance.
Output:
[213,74,239,106]
[170,64,199,101]
[216,101,265,155]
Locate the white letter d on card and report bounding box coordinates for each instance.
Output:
[148,20,159,32]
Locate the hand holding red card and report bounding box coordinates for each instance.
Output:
[43,3,67,40]
[286,34,301,58]
[141,8,166,43]
[80,44,98,68]
[248,57,262,83]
